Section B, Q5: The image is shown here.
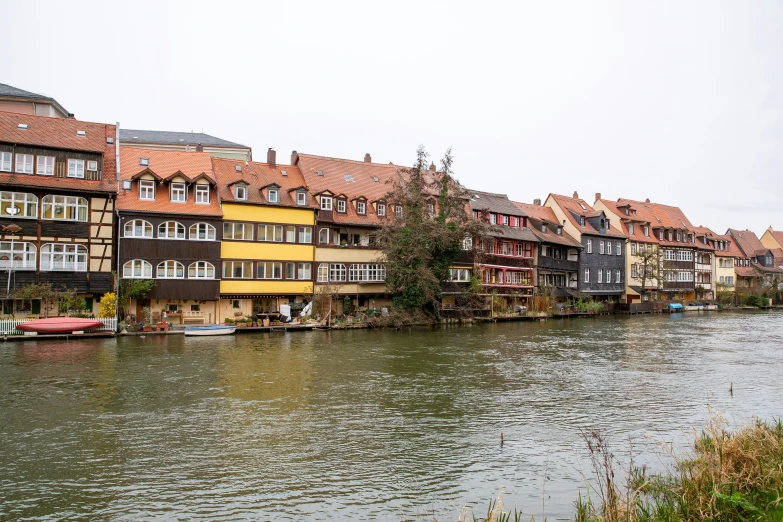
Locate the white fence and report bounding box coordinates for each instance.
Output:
[0,317,116,336]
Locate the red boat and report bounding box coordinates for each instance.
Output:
[17,317,106,334]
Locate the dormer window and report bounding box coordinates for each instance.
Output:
[171,183,186,203]
[320,195,333,211]
[540,224,547,233]
[600,219,605,229]
[628,224,634,235]
[490,213,497,224]
[643,225,649,237]
[337,199,346,213]
[580,217,585,227]
[195,185,209,204]
[356,201,366,215]
[395,205,403,217]
[624,208,629,216]
[556,226,562,235]
[668,231,673,241]
[676,231,681,241]
[139,180,155,200]
[296,191,307,206]
[235,185,247,200]
[377,203,386,217]
[502,215,509,226]
[427,201,435,216]
[268,187,279,204]
[606,219,610,228]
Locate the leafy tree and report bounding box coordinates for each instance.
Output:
[378,146,486,319]
[99,292,117,318]
[630,245,662,300]
[12,283,82,317]
[118,278,155,318]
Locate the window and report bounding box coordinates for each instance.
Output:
[285,225,296,242]
[223,261,253,278]
[349,263,386,282]
[628,224,634,235]
[606,269,611,283]
[337,199,346,213]
[87,160,98,171]
[584,268,590,283]
[676,231,681,241]
[297,263,311,280]
[296,191,307,206]
[427,202,436,216]
[258,224,283,242]
[258,262,283,279]
[599,241,605,254]
[40,243,87,271]
[42,195,87,221]
[631,243,637,255]
[319,228,330,244]
[320,196,333,210]
[616,242,622,255]
[0,151,11,172]
[317,263,329,282]
[223,222,253,240]
[502,215,509,226]
[171,183,186,202]
[286,262,295,279]
[37,156,54,175]
[647,243,652,252]
[490,213,497,225]
[462,237,473,251]
[123,259,152,278]
[124,219,153,238]
[299,227,312,244]
[449,268,472,282]
[377,203,386,217]
[188,261,215,279]
[598,269,603,283]
[395,205,403,217]
[356,201,366,215]
[580,216,586,227]
[0,241,36,269]
[632,264,638,278]
[1,191,37,218]
[235,185,247,200]
[139,180,155,200]
[643,225,649,237]
[607,241,612,255]
[16,154,33,174]
[157,260,185,278]
[189,222,216,240]
[232,299,242,309]
[586,239,592,253]
[329,263,346,281]
[67,159,84,178]
[158,221,186,239]
[616,269,621,283]
[268,187,279,203]
[195,185,209,204]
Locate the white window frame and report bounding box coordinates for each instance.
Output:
[67,159,85,178]
[123,259,152,278]
[16,153,34,174]
[395,205,403,217]
[188,261,215,279]
[628,224,634,235]
[268,187,279,203]
[0,151,11,172]
[616,242,622,255]
[235,185,247,200]
[223,222,253,241]
[124,219,153,238]
[157,260,185,279]
[158,221,186,240]
[0,241,37,270]
[377,203,385,217]
[356,201,366,215]
[223,261,253,278]
[616,269,621,283]
[139,180,155,200]
[257,261,283,279]
[297,263,312,280]
[296,191,307,206]
[449,268,472,282]
[584,268,590,283]
[336,199,346,213]
[607,241,612,255]
[320,195,333,211]
[319,228,330,244]
[597,269,603,283]
[40,243,87,272]
[195,184,210,204]
[317,263,329,282]
[41,195,88,221]
[170,182,186,203]
[329,263,346,282]
[599,240,605,255]
[87,160,98,171]
[189,222,216,241]
[258,224,283,242]
[1,191,38,219]
[586,239,592,253]
[37,156,55,175]
[299,227,312,244]
[606,269,611,283]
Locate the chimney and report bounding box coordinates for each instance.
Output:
[196,143,203,152]
[645,198,650,203]
[595,192,601,201]
[267,148,276,168]
[291,150,298,165]
[429,163,436,172]
[364,153,371,163]
[573,191,579,199]
[533,198,541,206]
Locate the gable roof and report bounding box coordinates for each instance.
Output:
[727,228,766,258]
[0,83,71,116]
[212,157,312,208]
[548,193,626,238]
[712,234,743,257]
[468,190,526,217]
[512,201,582,248]
[117,147,221,216]
[120,129,248,148]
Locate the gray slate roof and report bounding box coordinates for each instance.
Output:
[120,129,248,148]
[468,190,528,216]
[0,83,52,100]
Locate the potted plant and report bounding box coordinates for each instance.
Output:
[224,318,235,326]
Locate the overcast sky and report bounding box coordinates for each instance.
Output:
[4,1,781,235]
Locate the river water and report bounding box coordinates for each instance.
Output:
[1,311,782,521]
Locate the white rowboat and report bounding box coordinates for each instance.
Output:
[184,325,237,336]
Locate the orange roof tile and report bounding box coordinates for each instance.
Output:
[512,200,582,248]
[548,193,626,238]
[727,228,766,258]
[117,147,221,216]
[596,198,659,244]
[212,157,313,209]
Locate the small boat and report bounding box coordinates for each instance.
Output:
[184,325,236,336]
[17,317,105,334]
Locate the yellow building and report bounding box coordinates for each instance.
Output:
[760,226,783,251]
[212,150,316,321]
[294,152,397,313]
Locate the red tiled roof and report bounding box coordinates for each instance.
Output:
[735,266,759,278]
[295,153,399,226]
[212,157,313,209]
[597,199,660,244]
[547,193,626,238]
[117,147,221,216]
[0,111,117,194]
[727,228,766,258]
[767,229,783,248]
[613,198,709,248]
[713,234,743,257]
[512,201,582,248]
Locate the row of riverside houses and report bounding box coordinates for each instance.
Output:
[0,83,781,321]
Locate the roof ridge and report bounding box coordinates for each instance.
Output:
[298,153,399,168]
[0,110,109,128]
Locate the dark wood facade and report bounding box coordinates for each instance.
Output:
[0,144,105,181]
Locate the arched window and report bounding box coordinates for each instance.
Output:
[158,221,186,239]
[1,191,38,218]
[188,222,216,241]
[319,228,330,244]
[42,195,88,221]
[124,219,153,238]
[157,260,185,278]
[40,243,87,271]
[0,241,36,269]
[123,259,152,278]
[188,261,215,279]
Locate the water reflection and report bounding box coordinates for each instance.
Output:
[0,312,782,520]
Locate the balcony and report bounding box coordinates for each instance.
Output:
[481,254,533,269]
[537,256,579,272]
